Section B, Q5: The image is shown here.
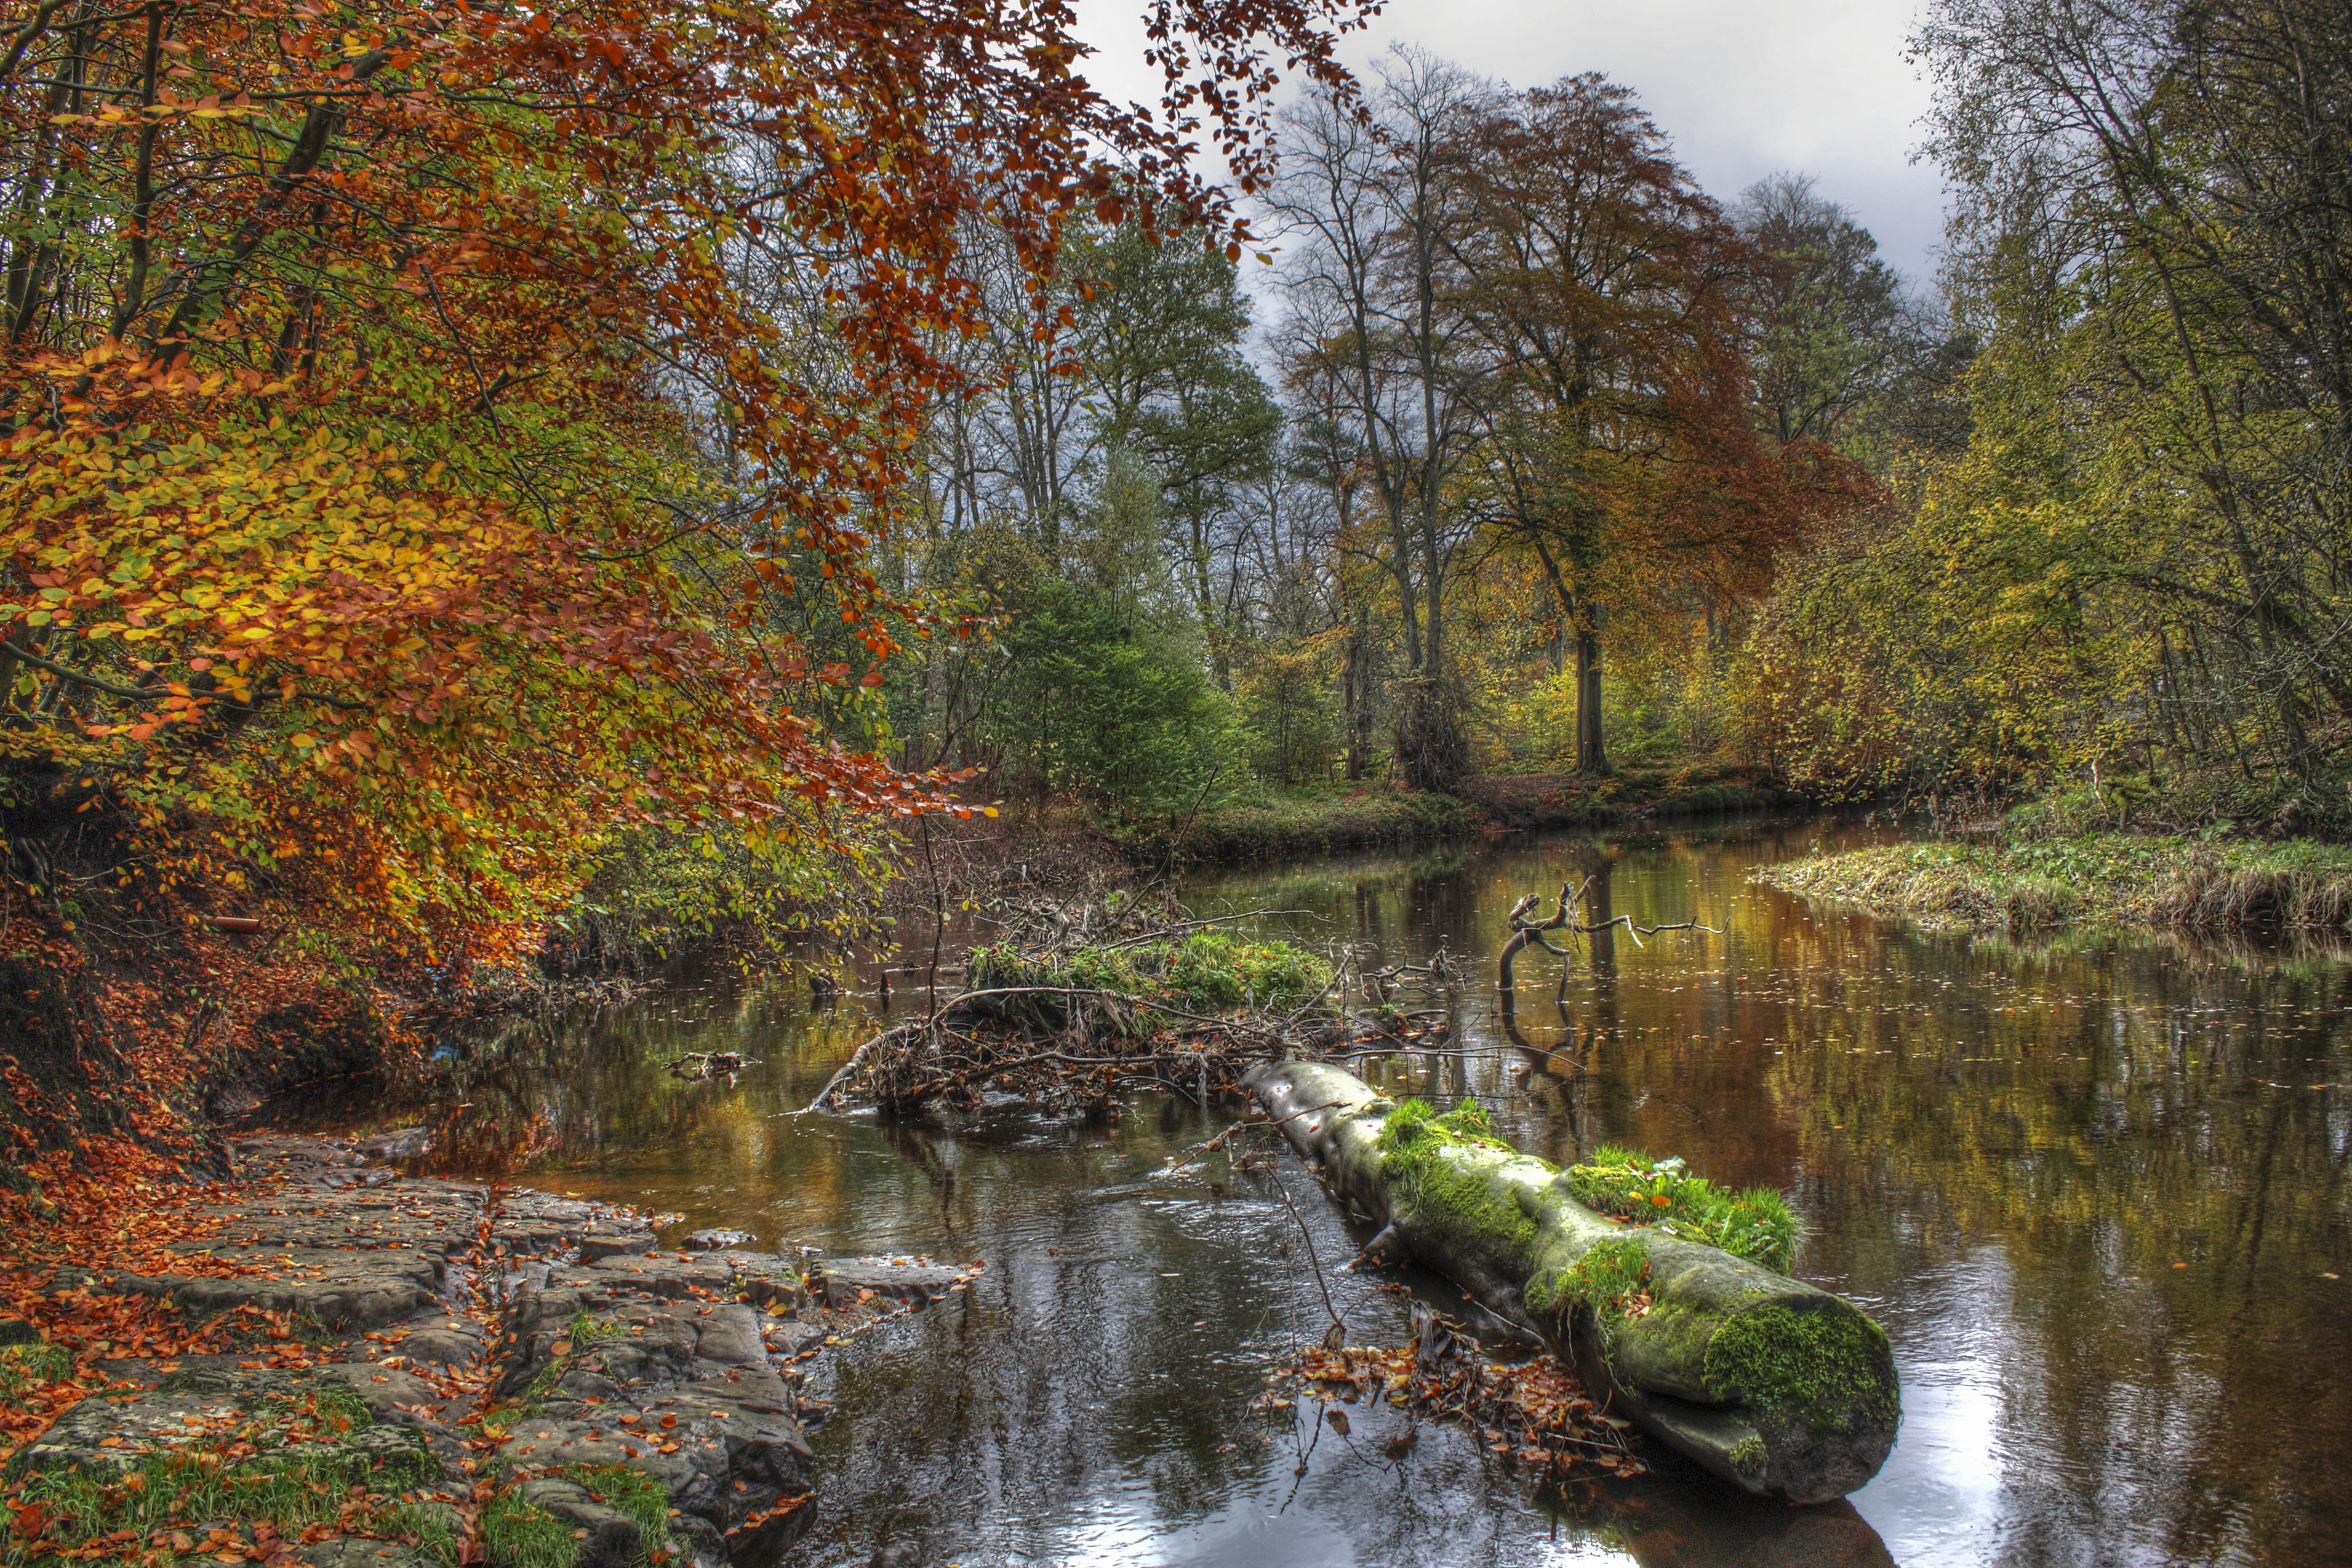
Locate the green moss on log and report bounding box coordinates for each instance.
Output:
[1704,1302,1899,1438]
[1377,1098,1553,1273]
[1525,1235,1651,1331]
[1568,1146,1798,1272]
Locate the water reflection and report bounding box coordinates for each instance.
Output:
[277,816,2352,1566]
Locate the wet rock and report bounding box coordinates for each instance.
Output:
[296,1540,437,1568]
[589,1251,737,1299]
[42,1130,840,1568]
[349,1128,432,1160]
[115,1249,443,1332]
[810,1259,967,1309]
[764,1321,825,1359]
[580,1230,656,1261]
[689,1306,766,1368]
[0,1316,37,1346]
[717,1253,808,1311]
[394,1328,486,1369]
[680,1228,755,1251]
[312,1363,457,1428]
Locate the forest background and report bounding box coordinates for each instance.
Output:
[3,0,2348,1161]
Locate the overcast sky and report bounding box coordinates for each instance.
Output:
[1077,0,1949,289]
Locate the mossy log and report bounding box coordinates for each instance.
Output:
[1242,1060,1899,1504]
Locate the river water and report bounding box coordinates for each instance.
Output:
[297,818,2352,1567]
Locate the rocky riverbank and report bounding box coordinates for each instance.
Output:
[1,1134,977,1568]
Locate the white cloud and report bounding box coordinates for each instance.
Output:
[1074,0,1948,284]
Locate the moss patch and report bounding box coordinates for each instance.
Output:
[1376,1099,1551,1275]
[1568,1146,1796,1272]
[1525,1236,1651,1343]
[1702,1302,1897,1437]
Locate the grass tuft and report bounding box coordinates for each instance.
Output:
[0,1344,71,1401]
[481,1490,578,1568]
[965,929,1333,1019]
[1567,1146,1796,1272]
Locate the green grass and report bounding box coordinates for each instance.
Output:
[384,1503,462,1568]
[1758,831,2352,933]
[481,1491,578,1568]
[554,1465,671,1555]
[0,1345,70,1401]
[4,1449,398,1567]
[965,928,1335,1017]
[1567,1146,1797,1273]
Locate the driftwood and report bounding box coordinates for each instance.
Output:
[1242,1060,1900,1505]
[1498,876,1718,1009]
[667,1050,756,1081]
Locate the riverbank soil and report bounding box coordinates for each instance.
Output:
[0,1136,972,1568]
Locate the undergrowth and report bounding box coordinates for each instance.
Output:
[481,1490,576,1568]
[965,929,1334,1016]
[557,1464,672,1555]
[2,1443,427,1567]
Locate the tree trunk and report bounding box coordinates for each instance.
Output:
[1243,1061,1899,1505]
[1340,628,1364,781]
[1575,613,1609,775]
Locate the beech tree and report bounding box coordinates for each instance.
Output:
[1449,77,1855,773]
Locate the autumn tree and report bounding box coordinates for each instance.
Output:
[0,0,1376,1151]
[1447,76,1853,774]
[1740,0,2352,812]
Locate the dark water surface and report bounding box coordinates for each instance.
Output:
[306,819,2352,1566]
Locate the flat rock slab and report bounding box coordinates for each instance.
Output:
[296,1540,438,1568]
[810,1259,970,1309]
[494,1366,814,1567]
[680,1229,755,1251]
[33,1131,829,1568]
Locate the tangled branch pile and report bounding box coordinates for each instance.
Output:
[809,899,1435,1116]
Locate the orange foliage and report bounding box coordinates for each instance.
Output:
[0,0,1375,1148]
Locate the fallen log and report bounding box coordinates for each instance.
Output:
[1242,1060,1899,1505]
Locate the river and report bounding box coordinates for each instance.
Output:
[280,816,2352,1567]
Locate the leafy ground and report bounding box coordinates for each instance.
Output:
[1757,832,2352,932]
